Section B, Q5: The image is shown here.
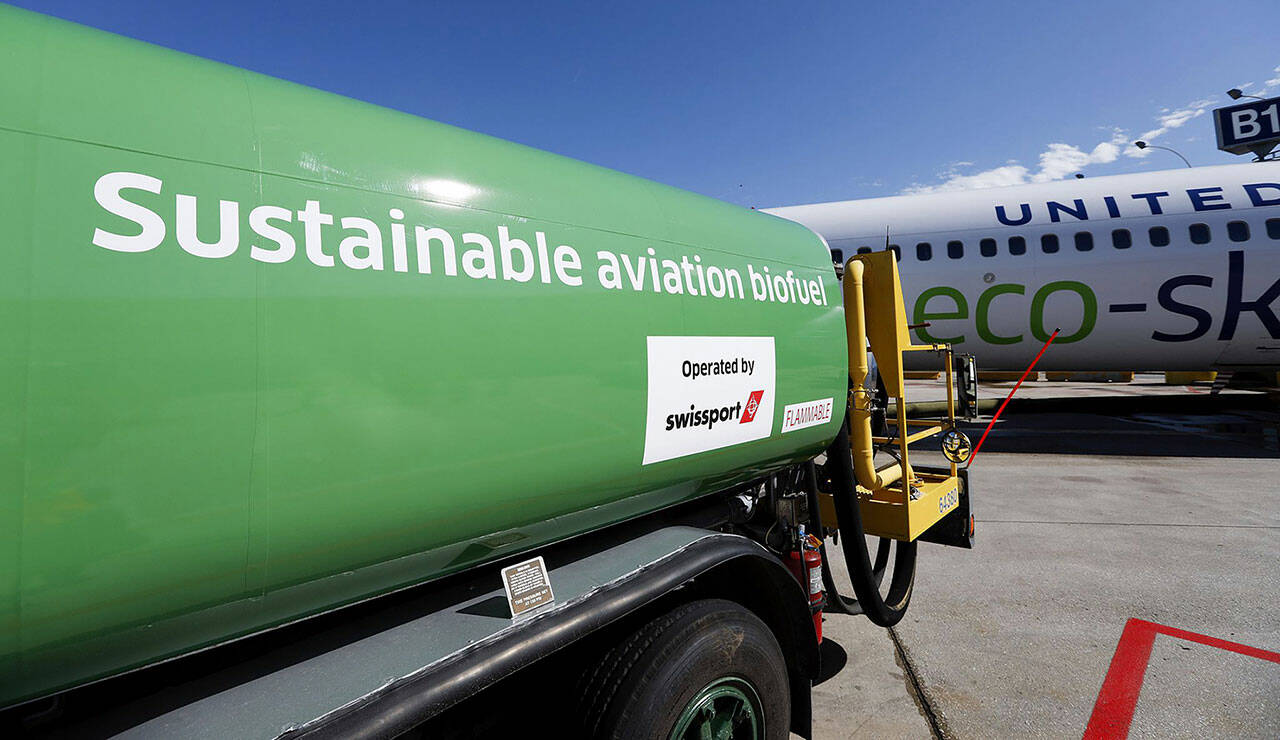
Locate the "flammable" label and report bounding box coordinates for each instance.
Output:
[781,397,834,434]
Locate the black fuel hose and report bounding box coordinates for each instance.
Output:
[808,486,891,615]
[816,422,917,627]
[808,461,873,615]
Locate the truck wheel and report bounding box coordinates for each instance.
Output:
[581,599,790,740]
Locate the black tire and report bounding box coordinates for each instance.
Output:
[580,599,790,740]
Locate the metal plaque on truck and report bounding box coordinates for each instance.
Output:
[502,556,556,618]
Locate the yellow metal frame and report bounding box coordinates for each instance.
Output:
[840,252,961,542]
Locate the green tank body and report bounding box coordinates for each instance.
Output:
[0,6,846,707]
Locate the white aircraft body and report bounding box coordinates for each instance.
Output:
[765,162,1280,372]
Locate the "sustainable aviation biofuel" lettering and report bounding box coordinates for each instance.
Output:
[91,171,831,308]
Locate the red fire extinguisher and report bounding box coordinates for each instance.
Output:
[785,526,826,642]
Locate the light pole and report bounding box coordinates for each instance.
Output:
[1227,88,1266,101]
[1133,140,1191,168]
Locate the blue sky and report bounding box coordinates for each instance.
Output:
[12,0,1279,206]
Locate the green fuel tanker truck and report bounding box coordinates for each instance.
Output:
[0,6,979,738]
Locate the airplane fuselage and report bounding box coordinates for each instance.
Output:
[766,162,1280,371]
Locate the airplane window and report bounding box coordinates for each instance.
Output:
[916,242,932,261]
[947,240,963,259]
[1268,218,1280,239]
[1112,229,1132,249]
[1008,236,1026,255]
[980,238,997,257]
[1227,221,1249,242]
[1149,226,1170,247]
[1041,234,1059,254]
[1074,232,1093,251]
[856,246,872,255]
[1189,223,1210,245]
[888,244,901,261]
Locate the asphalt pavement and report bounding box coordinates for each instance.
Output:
[808,377,1280,739]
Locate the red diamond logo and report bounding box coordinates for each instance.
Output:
[740,390,764,424]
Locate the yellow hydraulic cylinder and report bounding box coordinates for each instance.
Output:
[843,259,906,491]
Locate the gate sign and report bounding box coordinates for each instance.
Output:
[1213,97,1280,156]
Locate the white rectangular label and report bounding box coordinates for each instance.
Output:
[781,397,834,433]
[642,336,776,465]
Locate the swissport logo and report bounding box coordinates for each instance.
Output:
[643,337,776,465]
[740,390,764,424]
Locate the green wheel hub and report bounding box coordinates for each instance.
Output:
[670,677,765,740]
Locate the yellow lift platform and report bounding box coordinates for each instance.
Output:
[821,251,974,542]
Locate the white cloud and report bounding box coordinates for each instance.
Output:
[1127,98,1215,156]
[902,165,1030,194]
[1034,136,1124,180]
[901,64,1279,194]
[903,130,1126,194]
[1263,66,1280,93]
[1233,66,1280,99]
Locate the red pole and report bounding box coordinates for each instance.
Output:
[968,328,1059,464]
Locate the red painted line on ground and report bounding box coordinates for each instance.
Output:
[1137,619,1280,663]
[968,328,1058,464]
[1083,619,1157,739]
[1083,618,1280,739]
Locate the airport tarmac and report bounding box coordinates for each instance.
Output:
[807,377,1279,738]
